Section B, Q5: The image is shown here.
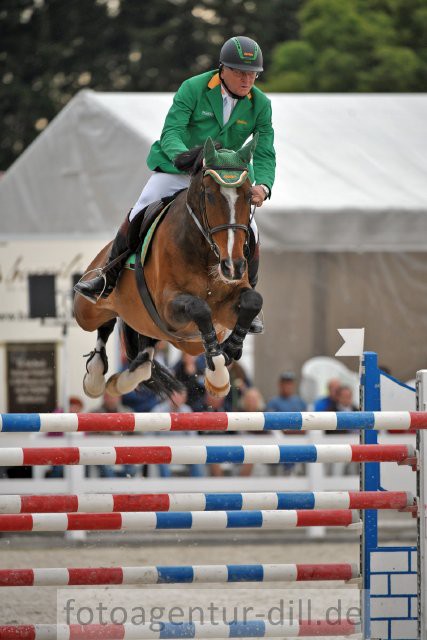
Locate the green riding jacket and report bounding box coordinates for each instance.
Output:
[147,70,276,194]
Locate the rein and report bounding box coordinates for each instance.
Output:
[186,167,255,259]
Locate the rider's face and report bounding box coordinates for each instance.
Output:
[221,66,258,97]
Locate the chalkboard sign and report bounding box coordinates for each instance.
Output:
[6,343,57,413]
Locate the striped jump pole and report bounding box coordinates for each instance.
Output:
[0,444,415,466]
[0,562,359,586]
[0,509,360,532]
[0,491,414,514]
[1,410,427,432]
[0,621,361,639]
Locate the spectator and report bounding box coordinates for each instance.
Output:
[92,392,134,478]
[239,387,266,477]
[173,353,206,411]
[69,396,84,413]
[93,391,132,414]
[121,387,158,413]
[328,385,358,477]
[266,372,306,476]
[337,385,358,412]
[152,388,192,414]
[205,393,226,414]
[240,387,265,412]
[151,388,204,478]
[266,372,307,412]
[313,378,341,412]
[224,361,252,412]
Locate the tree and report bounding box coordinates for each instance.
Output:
[262,0,427,92]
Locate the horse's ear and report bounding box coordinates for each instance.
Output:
[238,133,259,164]
[203,137,217,166]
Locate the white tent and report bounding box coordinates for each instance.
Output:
[1,90,427,250]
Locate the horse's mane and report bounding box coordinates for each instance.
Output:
[174,142,222,175]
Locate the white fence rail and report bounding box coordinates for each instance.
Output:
[0,431,415,495]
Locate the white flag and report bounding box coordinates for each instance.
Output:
[335,328,365,357]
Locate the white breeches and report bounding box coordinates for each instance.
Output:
[131,173,191,219]
[130,172,258,241]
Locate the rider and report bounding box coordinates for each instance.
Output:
[75,35,276,333]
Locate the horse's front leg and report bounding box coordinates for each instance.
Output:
[222,288,263,363]
[170,294,230,397]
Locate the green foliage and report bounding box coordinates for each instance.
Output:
[359,46,421,91]
[263,0,427,93]
[316,49,360,92]
[1,0,425,169]
[269,41,315,74]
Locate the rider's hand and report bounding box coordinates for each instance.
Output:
[251,185,268,207]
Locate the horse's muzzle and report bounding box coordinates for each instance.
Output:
[220,258,246,281]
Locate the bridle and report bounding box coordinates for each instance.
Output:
[186,165,256,259]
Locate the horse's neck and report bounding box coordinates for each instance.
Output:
[186,173,203,215]
[169,189,209,262]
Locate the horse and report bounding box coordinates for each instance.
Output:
[73,136,263,400]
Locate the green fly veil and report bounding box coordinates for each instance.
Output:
[203,134,258,187]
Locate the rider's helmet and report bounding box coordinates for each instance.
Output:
[219,36,263,73]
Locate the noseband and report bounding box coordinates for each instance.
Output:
[186,166,255,259]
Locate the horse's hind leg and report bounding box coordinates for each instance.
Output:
[169,294,230,397]
[83,318,117,398]
[106,335,155,396]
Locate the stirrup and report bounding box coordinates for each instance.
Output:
[74,268,107,305]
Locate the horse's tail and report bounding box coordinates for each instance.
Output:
[121,321,183,400]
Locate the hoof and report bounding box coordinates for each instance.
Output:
[205,375,231,398]
[105,373,122,397]
[204,354,230,398]
[106,362,152,396]
[205,353,230,398]
[83,373,105,399]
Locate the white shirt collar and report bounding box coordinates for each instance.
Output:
[221,84,237,104]
[221,84,236,125]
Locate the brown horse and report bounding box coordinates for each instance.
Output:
[73,136,263,399]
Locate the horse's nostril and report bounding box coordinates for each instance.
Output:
[220,259,233,277]
[234,258,247,279]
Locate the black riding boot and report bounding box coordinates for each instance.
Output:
[74,215,132,303]
[248,240,264,335]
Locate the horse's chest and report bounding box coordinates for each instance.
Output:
[207,289,239,326]
[206,288,237,307]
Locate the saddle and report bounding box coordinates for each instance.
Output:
[127,200,165,252]
[127,189,186,252]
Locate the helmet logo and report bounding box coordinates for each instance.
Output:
[233,37,258,61]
